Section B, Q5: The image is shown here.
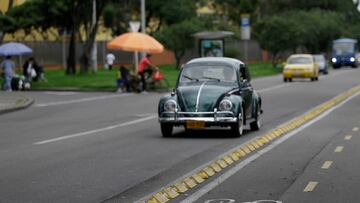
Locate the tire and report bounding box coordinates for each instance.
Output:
[161,123,173,137]
[288,78,292,82]
[311,77,315,82]
[283,78,287,82]
[315,77,319,81]
[231,111,244,137]
[250,105,261,131]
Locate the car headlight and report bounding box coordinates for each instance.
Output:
[332,58,337,63]
[219,99,233,111]
[164,100,177,112]
[350,57,355,62]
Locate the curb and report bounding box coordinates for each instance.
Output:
[0,96,34,115]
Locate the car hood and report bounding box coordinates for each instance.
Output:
[177,83,235,112]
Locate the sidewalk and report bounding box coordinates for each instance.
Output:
[0,92,34,115]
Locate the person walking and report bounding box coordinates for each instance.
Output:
[106,52,115,70]
[1,55,16,91]
[138,54,157,91]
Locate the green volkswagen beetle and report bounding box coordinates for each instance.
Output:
[158,57,262,137]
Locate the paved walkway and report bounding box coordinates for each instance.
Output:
[0,92,34,115]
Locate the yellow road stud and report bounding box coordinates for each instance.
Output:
[216,159,228,168]
[250,141,260,149]
[203,166,216,177]
[223,155,234,165]
[255,139,264,146]
[164,187,179,199]
[192,174,205,184]
[152,192,169,203]
[264,134,274,140]
[236,149,247,157]
[210,162,222,172]
[147,198,157,203]
[183,177,197,188]
[241,146,252,154]
[230,152,240,161]
[173,182,188,193]
[260,136,270,143]
[246,144,256,151]
[198,171,209,179]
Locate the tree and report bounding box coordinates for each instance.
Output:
[155,18,206,69]
[213,0,259,24]
[254,16,299,67]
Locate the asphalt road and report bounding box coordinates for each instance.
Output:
[0,67,360,203]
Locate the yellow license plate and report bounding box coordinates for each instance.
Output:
[186,121,205,129]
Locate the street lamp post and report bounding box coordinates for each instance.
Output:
[140,0,146,59]
[91,0,98,72]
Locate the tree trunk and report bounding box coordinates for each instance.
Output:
[174,51,185,69]
[66,29,76,75]
[271,52,279,68]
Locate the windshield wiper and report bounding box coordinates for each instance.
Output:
[201,76,221,82]
[182,75,199,82]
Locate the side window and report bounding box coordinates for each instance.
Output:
[239,64,250,82]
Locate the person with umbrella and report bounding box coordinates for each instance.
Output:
[1,55,16,91]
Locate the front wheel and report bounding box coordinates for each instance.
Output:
[161,123,173,137]
[250,107,261,131]
[231,112,244,137]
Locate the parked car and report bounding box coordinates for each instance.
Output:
[158,57,262,137]
[313,54,328,75]
[283,54,319,82]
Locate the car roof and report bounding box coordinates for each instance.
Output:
[288,54,313,58]
[333,38,357,44]
[186,57,244,68]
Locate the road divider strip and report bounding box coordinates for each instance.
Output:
[140,83,360,203]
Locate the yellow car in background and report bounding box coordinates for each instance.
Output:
[283,54,319,82]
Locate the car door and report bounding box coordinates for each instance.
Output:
[239,64,253,118]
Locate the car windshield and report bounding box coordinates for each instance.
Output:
[314,55,325,63]
[333,42,355,55]
[179,65,237,85]
[288,57,312,64]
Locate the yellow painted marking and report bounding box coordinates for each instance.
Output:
[198,171,209,179]
[304,181,318,192]
[344,135,352,140]
[223,155,234,165]
[255,139,264,146]
[152,192,169,203]
[335,146,344,153]
[260,136,270,143]
[241,146,251,154]
[264,134,274,140]
[216,159,228,169]
[321,161,333,169]
[163,187,179,199]
[191,174,205,184]
[250,141,260,149]
[353,127,359,132]
[173,182,188,193]
[246,144,256,151]
[230,152,240,161]
[210,162,222,172]
[202,167,215,177]
[236,149,247,157]
[183,177,197,188]
[147,198,157,203]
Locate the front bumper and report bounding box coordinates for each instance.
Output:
[159,110,238,126]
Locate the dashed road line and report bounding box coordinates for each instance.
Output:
[352,127,359,132]
[34,93,132,107]
[34,115,156,145]
[344,135,352,140]
[334,146,344,153]
[304,181,318,192]
[321,161,333,169]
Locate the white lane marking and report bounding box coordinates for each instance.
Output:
[34,115,156,145]
[334,146,344,153]
[321,161,333,169]
[344,135,352,140]
[44,91,79,96]
[257,83,290,93]
[179,90,360,203]
[304,181,318,192]
[352,127,359,132]
[34,93,132,107]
